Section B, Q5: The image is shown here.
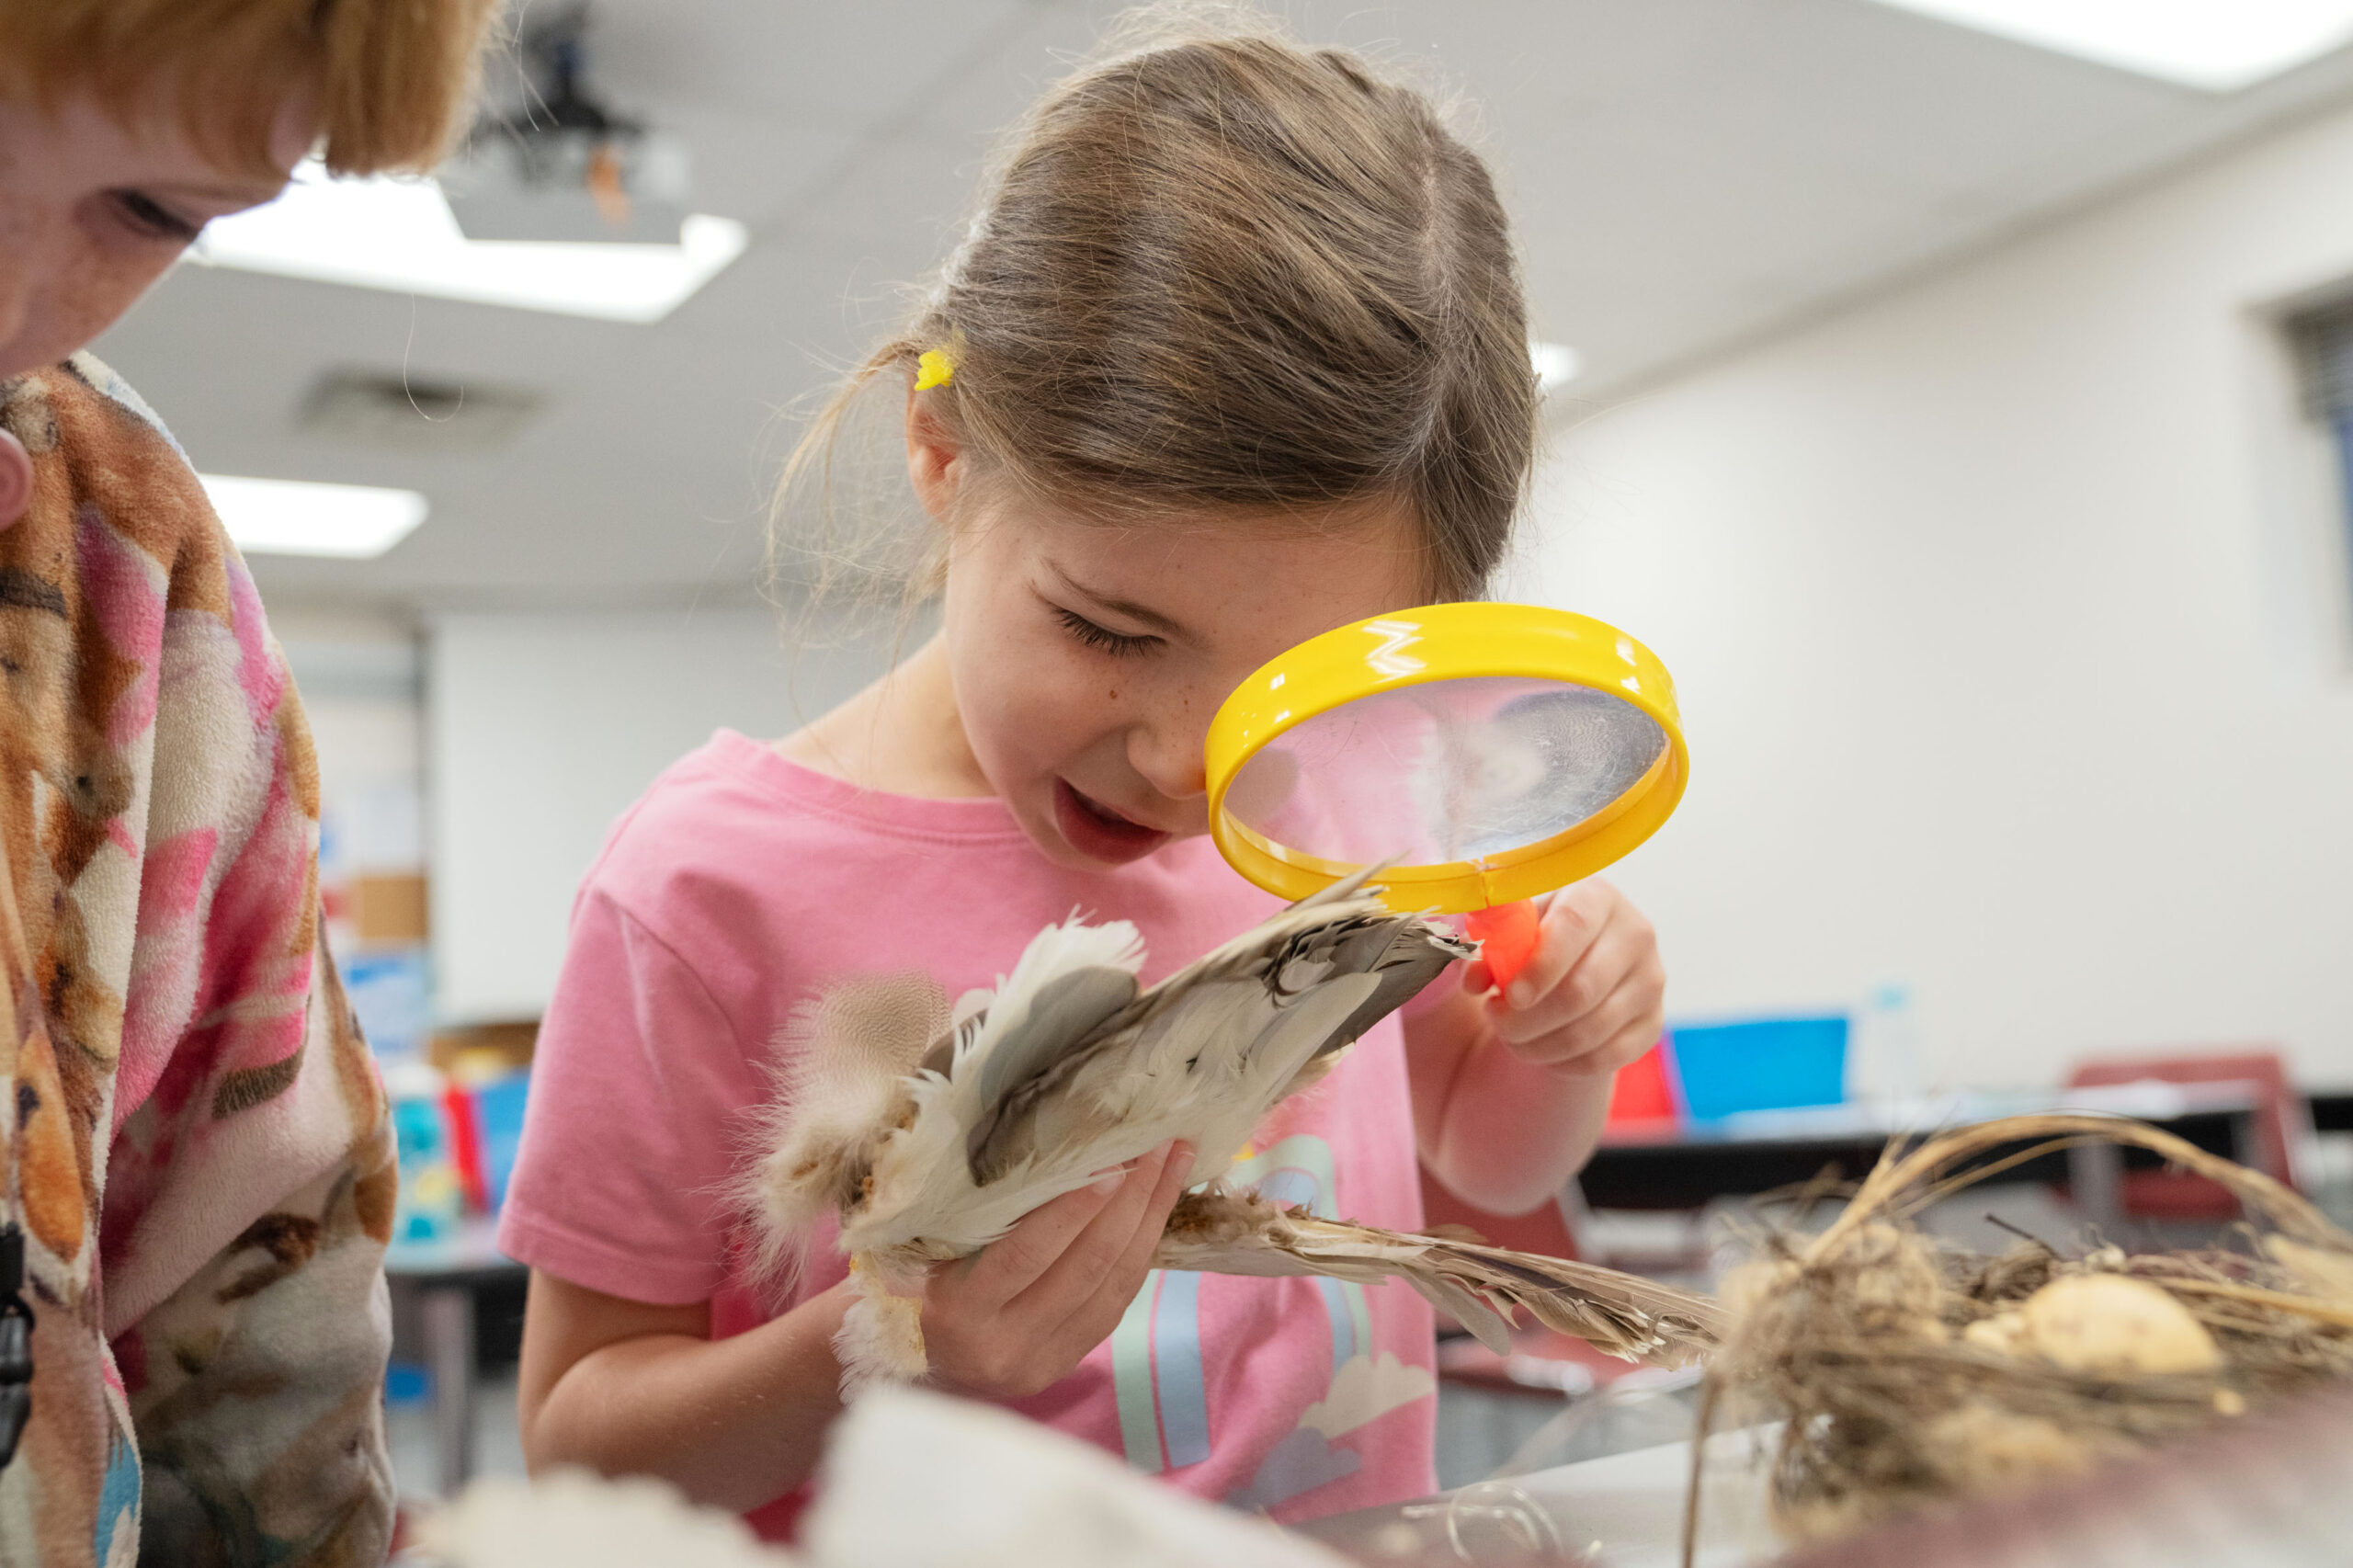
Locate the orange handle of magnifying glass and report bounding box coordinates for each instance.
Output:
[1464,899,1540,993]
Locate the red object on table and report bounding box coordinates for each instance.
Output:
[441,1083,490,1216]
[1465,899,1542,990]
[1606,1038,1680,1125]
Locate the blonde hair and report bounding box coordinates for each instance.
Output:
[777,12,1537,607]
[0,0,504,176]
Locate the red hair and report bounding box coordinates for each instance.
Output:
[0,0,504,176]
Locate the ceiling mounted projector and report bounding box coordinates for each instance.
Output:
[440,2,691,244]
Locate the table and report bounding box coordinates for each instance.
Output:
[1577,1081,2265,1233]
[1299,1426,1779,1567]
[383,1217,525,1494]
[2307,1089,2353,1133]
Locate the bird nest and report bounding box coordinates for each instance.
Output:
[1691,1114,2353,1554]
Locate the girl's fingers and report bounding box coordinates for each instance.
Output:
[1491,906,1658,1046]
[1599,1015,1668,1074]
[929,1143,1193,1398]
[953,1163,1131,1309]
[1565,1013,1667,1081]
[1508,967,1665,1073]
[1043,1141,1196,1363]
[1010,1141,1180,1327]
[1495,884,1607,1011]
[1016,1134,1195,1318]
[1111,1139,1192,1284]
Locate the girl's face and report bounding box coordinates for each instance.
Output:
[0,91,307,381]
[932,463,1429,871]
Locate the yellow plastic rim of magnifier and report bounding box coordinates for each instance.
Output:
[1204,602,1688,915]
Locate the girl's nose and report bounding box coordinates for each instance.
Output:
[1128,717,1209,804]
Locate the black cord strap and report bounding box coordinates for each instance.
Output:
[0,1222,33,1468]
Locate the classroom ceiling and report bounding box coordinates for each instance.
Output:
[94,0,2353,615]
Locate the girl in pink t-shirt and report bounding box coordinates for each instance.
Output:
[503,17,1666,1536]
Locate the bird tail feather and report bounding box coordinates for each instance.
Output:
[1155,1189,1722,1369]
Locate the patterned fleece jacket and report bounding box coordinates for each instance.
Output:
[0,357,396,1566]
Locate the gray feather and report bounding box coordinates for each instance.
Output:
[1311,919,1460,1057]
[965,905,1470,1186]
[973,967,1139,1108]
[958,966,1139,1171]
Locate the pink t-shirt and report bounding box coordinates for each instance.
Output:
[498,730,1439,1529]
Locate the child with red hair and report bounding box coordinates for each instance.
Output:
[0,3,499,1561]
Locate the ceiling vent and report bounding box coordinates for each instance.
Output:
[297,369,544,454]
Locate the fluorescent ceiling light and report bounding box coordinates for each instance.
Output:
[190,160,748,323]
[1867,0,2353,91]
[1531,341,1583,395]
[199,474,428,559]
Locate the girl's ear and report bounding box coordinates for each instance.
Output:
[904,387,964,522]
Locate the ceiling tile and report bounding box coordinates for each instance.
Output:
[92,0,2353,615]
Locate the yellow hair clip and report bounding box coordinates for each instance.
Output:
[914,348,957,391]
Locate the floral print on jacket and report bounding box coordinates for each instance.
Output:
[0,356,395,1567]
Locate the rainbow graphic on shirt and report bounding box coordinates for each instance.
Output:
[1108,1133,1435,1509]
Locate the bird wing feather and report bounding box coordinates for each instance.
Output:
[965,899,1469,1187]
[830,888,1466,1258]
[756,871,1720,1396]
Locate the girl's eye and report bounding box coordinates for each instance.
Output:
[1053,606,1159,658]
[108,190,203,243]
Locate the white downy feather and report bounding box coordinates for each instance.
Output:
[734,972,946,1286]
[833,1256,929,1392]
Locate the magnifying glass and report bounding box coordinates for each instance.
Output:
[1204,603,1688,988]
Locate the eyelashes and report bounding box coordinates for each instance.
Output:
[1052,605,1159,658]
[108,190,203,243]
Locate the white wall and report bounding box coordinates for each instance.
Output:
[1531,102,2353,1089]
[303,697,425,872]
[427,608,895,1023]
[277,610,429,880]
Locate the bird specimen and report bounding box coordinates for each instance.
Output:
[419,1387,1347,1568]
[423,1470,792,1568]
[805,1386,1349,1568]
[741,869,1723,1392]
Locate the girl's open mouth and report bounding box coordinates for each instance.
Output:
[1052,778,1171,865]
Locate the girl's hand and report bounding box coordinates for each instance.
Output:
[920,1140,1194,1400]
[1464,880,1665,1078]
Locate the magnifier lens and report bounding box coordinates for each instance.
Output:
[1222,675,1667,869]
[1205,603,1688,913]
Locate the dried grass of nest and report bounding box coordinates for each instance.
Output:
[1686,1113,2353,1560]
